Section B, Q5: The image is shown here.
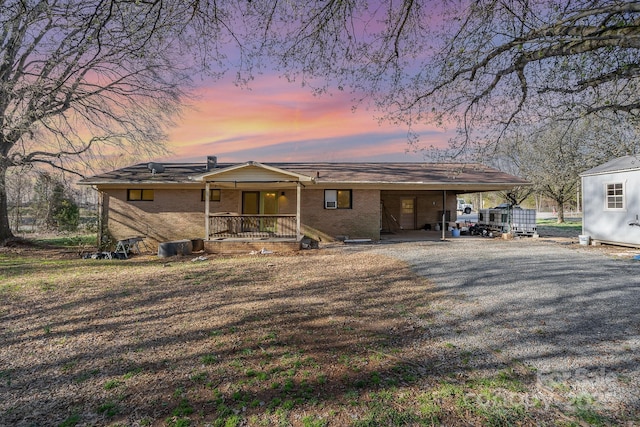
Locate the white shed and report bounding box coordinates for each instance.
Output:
[581,155,640,247]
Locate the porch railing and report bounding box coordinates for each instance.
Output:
[208,214,298,239]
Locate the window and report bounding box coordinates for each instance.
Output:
[201,189,221,202]
[127,189,154,201]
[324,189,352,209]
[606,183,624,209]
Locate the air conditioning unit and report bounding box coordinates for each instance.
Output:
[325,201,337,209]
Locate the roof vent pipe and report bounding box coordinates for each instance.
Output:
[207,156,217,171]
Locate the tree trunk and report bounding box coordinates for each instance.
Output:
[0,160,15,243]
[556,203,565,224]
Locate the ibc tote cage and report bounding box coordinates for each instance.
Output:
[477,206,537,236]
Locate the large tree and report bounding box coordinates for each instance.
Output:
[498,117,640,222]
[0,0,251,242]
[251,0,640,149]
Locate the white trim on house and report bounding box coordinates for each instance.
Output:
[603,180,626,211]
[190,161,315,183]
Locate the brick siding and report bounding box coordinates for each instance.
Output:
[300,189,381,240]
[103,187,456,250]
[106,188,239,249]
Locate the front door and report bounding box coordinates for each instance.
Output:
[242,191,260,215]
[260,191,278,232]
[242,191,278,232]
[400,198,416,230]
[261,192,278,215]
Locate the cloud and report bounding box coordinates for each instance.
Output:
[162,76,450,163]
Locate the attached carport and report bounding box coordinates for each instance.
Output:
[378,181,530,240]
[235,162,530,240]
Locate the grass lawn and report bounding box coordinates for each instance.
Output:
[0,245,616,426]
[536,217,582,238]
[30,234,97,248]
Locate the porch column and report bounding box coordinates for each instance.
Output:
[296,182,301,240]
[205,181,210,240]
[441,190,446,240]
[95,186,105,249]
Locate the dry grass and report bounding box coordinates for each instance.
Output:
[0,247,599,426]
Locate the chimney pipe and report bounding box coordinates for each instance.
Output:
[207,156,217,171]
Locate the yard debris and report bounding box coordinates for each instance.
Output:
[250,247,274,255]
[344,238,372,244]
[191,255,208,262]
[82,251,125,260]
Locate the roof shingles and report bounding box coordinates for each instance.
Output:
[80,161,528,186]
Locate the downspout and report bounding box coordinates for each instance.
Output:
[441,190,446,240]
[205,181,210,240]
[296,182,301,240]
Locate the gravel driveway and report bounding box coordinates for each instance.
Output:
[340,237,640,417]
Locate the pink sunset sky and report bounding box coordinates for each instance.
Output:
[159,75,453,164]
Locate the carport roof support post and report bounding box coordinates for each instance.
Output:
[442,190,446,240]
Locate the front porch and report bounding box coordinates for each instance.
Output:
[193,162,311,252]
[204,213,301,253]
[207,213,298,240]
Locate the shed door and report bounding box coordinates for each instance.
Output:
[400,198,416,230]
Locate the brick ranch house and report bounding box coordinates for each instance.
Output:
[79,158,528,253]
